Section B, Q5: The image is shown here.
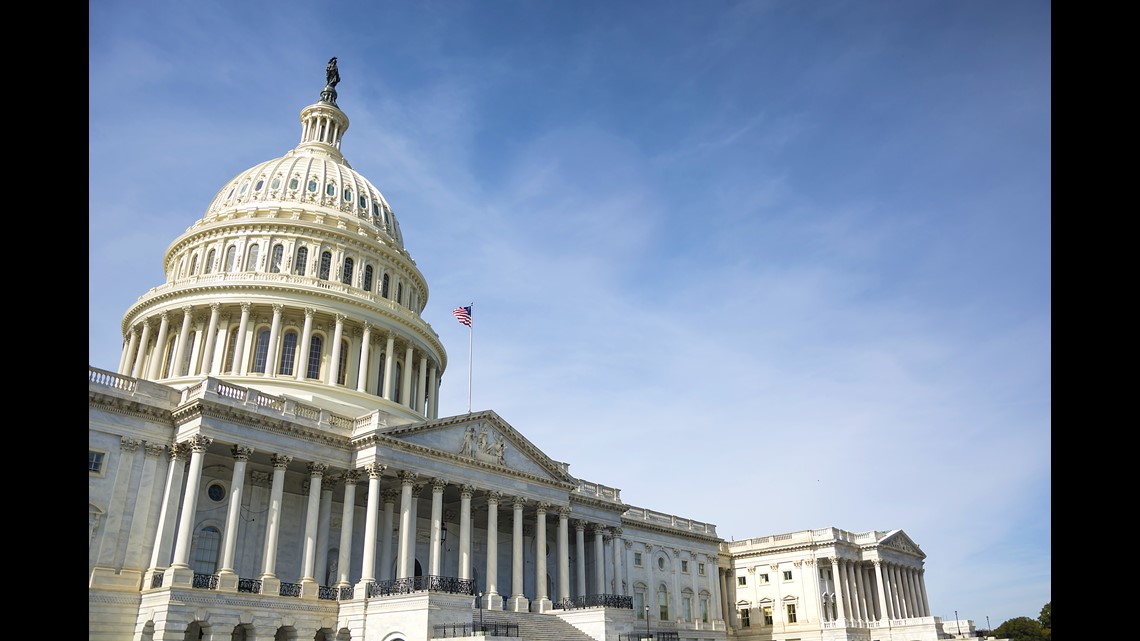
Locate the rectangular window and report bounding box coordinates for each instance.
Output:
[698,562,706,576]
[738,575,747,586]
[681,560,689,573]
[783,570,793,581]
[634,591,645,618]
[701,597,709,623]
[763,606,773,625]
[634,552,643,567]
[739,609,750,627]
[683,596,692,622]
[758,573,768,584]
[88,451,105,473]
[786,604,797,623]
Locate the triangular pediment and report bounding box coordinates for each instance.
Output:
[878,529,924,557]
[371,410,576,486]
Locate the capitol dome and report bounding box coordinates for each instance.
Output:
[115,62,446,421]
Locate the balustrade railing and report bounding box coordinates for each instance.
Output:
[192,573,219,589]
[238,578,262,594]
[279,582,302,597]
[619,633,679,641]
[553,594,633,610]
[368,575,475,597]
[432,623,519,638]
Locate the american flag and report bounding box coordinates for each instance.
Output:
[452,305,472,327]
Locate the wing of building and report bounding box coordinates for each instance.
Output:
[88,59,963,641]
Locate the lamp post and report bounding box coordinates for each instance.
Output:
[479,592,485,632]
[645,604,650,640]
[955,610,961,636]
[986,615,991,632]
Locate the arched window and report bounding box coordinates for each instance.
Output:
[189,254,199,275]
[245,244,259,271]
[393,361,402,401]
[341,257,354,285]
[337,339,349,385]
[204,249,216,274]
[306,335,323,379]
[162,337,177,378]
[294,246,308,276]
[326,182,337,197]
[377,353,386,396]
[252,329,271,373]
[363,265,373,291]
[700,592,710,623]
[269,244,283,273]
[279,331,298,376]
[319,251,332,280]
[190,526,221,575]
[634,585,646,619]
[381,273,390,298]
[396,282,403,305]
[224,246,237,272]
[682,589,693,623]
[181,331,196,376]
[222,327,239,373]
[658,584,669,621]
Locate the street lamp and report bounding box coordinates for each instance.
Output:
[645,604,650,640]
[479,592,485,632]
[955,610,961,636]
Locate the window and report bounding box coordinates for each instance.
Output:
[269,244,283,273]
[319,251,332,280]
[89,451,105,473]
[207,482,226,502]
[341,257,354,285]
[738,576,747,586]
[189,254,198,275]
[381,273,390,298]
[254,179,264,192]
[308,178,318,193]
[271,176,281,190]
[306,335,323,379]
[337,339,349,384]
[634,552,643,567]
[279,331,298,375]
[363,265,373,291]
[763,606,773,625]
[699,562,706,576]
[658,585,668,620]
[204,249,215,274]
[393,361,402,400]
[396,282,403,304]
[783,570,792,581]
[239,180,249,195]
[682,593,692,622]
[162,338,177,377]
[681,560,689,573]
[739,609,750,628]
[245,244,259,271]
[181,332,196,376]
[759,573,769,584]
[786,604,797,623]
[657,557,665,570]
[294,246,308,275]
[222,328,238,374]
[343,187,352,202]
[326,182,336,197]
[190,526,221,575]
[252,329,270,373]
[289,177,299,190]
[700,596,709,623]
[376,353,386,396]
[224,246,237,272]
[634,591,645,619]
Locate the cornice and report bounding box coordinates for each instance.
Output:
[173,400,352,452]
[619,517,723,545]
[89,391,174,423]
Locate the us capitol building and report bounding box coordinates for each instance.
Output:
[89,59,968,641]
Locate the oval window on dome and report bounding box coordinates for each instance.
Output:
[289,177,299,190]
[270,177,281,190]
[226,187,235,200]
[254,179,264,192]
[343,187,352,202]
[326,182,336,197]
[239,181,250,195]
[359,195,368,209]
[308,179,318,192]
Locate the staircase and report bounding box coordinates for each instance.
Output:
[474,608,599,641]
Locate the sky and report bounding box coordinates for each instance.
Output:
[89,0,1050,629]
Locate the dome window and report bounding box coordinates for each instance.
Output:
[343,187,353,202]
[308,179,318,193]
[254,179,264,192]
[270,176,281,190]
[359,195,368,209]
[289,177,299,190]
[226,187,235,200]
[239,181,250,195]
[326,182,336,197]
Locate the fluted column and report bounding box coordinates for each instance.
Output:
[873,560,890,621]
[458,484,473,580]
[217,445,254,590]
[509,496,528,611]
[172,307,194,377]
[709,555,722,621]
[336,471,360,588]
[428,479,446,576]
[132,318,153,377]
[575,520,587,597]
[300,462,327,595]
[400,345,414,406]
[382,334,396,400]
[123,443,167,579]
[254,453,291,594]
[264,304,283,376]
[315,476,336,586]
[612,527,624,596]
[557,507,570,603]
[295,308,315,380]
[380,489,398,581]
[397,471,418,579]
[201,303,222,375]
[846,557,860,621]
[485,491,502,607]
[120,325,138,374]
[147,312,172,379]
[358,464,385,588]
[830,557,847,623]
[533,502,551,612]
[147,444,188,574]
[593,526,606,596]
[416,355,428,414]
[92,437,141,574]
[357,323,373,392]
[168,436,212,585]
[904,566,918,618]
[918,568,930,617]
[428,363,438,418]
[853,560,867,621]
[228,302,250,374]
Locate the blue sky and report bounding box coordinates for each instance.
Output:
[89,0,1050,628]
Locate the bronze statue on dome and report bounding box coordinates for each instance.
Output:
[321,57,340,105]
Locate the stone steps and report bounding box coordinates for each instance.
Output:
[474,608,598,641]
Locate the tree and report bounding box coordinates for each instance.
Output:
[994,616,1046,641]
[1038,601,1050,639]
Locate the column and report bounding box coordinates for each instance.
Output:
[358,464,385,588]
[429,479,446,576]
[885,562,898,618]
[147,444,188,576]
[382,334,396,400]
[830,557,847,623]
[380,490,398,581]
[557,507,570,604]
[120,325,139,374]
[458,485,473,580]
[300,462,327,596]
[234,302,252,374]
[485,491,502,607]
[315,476,336,586]
[357,323,373,393]
[575,520,587,598]
[904,566,918,618]
[217,445,254,591]
[396,471,418,579]
[336,471,360,588]
[146,312,172,379]
[132,319,152,378]
[91,438,141,581]
[256,453,291,594]
[427,363,438,418]
[328,314,345,385]
[400,345,414,406]
[709,554,721,622]
[509,496,528,612]
[262,304,282,377]
[416,355,428,414]
[853,560,867,621]
[719,566,730,627]
[167,436,212,586]
[845,557,859,621]
[200,303,221,375]
[593,526,606,596]
[123,443,167,580]
[918,568,931,617]
[295,308,315,380]
[612,527,625,596]
[172,307,194,377]
[533,503,551,612]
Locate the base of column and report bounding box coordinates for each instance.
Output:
[89,566,144,591]
[483,592,503,610]
[258,575,281,596]
[300,577,320,599]
[166,564,196,588]
[507,595,530,612]
[531,597,554,613]
[216,569,240,592]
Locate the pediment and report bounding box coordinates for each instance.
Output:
[878,529,924,557]
[376,410,576,486]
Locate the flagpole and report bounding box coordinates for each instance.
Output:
[467,301,473,413]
